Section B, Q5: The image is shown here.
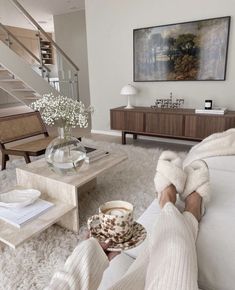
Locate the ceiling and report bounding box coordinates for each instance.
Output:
[0,0,85,32]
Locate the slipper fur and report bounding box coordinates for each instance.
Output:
[181,160,210,216]
[181,160,210,202]
[154,151,187,196]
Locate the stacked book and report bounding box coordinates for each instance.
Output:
[0,199,54,228]
[195,108,227,115]
[85,146,109,163]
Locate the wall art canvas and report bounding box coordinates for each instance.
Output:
[133,16,230,81]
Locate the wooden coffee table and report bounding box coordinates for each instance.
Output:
[0,153,127,249]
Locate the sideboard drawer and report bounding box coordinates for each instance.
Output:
[184,115,225,139]
[125,111,144,132]
[146,113,184,136]
[110,110,144,132]
[110,110,125,130]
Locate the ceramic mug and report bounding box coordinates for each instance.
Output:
[87,200,134,243]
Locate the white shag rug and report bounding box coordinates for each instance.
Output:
[0,139,187,290]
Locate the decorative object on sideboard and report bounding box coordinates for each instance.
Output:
[31,94,92,175]
[204,100,213,110]
[120,84,137,109]
[133,16,230,82]
[151,92,184,109]
[195,107,227,115]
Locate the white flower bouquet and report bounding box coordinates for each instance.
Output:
[31,94,92,129]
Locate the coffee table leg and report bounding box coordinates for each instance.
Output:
[78,178,97,195]
[56,207,79,233]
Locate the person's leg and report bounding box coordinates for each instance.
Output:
[109,154,205,290]
[145,187,200,290]
[107,185,177,290]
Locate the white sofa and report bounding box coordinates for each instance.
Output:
[98,155,235,290]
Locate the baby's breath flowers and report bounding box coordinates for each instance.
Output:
[31,94,92,130]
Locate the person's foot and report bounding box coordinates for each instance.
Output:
[181,160,210,218]
[184,191,202,221]
[154,151,187,201]
[159,184,177,208]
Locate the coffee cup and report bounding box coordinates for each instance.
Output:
[87,200,134,243]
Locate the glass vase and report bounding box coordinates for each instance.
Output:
[45,127,86,175]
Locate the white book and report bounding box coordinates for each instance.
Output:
[0,199,54,228]
[195,108,227,115]
[85,147,109,163]
[85,150,109,163]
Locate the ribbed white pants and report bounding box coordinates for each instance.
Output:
[145,202,199,290]
[46,202,199,290]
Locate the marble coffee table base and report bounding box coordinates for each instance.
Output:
[0,154,127,249]
[16,171,96,233]
[16,155,127,234]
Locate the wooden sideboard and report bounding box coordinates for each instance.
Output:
[110,106,235,144]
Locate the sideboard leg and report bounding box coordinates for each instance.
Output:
[133,134,137,140]
[122,132,126,145]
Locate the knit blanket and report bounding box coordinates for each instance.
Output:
[183,128,235,168]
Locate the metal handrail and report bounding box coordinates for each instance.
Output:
[0,22,51,74]
[10,0,79,72]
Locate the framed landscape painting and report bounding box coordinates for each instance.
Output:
[133,16,230,82]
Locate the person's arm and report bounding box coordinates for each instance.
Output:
[45,238,109,290]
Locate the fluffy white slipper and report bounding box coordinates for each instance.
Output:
[181,160,210,216]
[154,151,187,197]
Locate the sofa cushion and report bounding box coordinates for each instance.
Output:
[98,253,134,290]
[197,168,235,290]
[125,157,235,290]
[204,155,235,172]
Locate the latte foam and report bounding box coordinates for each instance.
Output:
[103,207,130,216]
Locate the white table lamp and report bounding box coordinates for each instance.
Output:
[120,84,137,109]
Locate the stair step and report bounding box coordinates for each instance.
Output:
[23,95,40,100]
[0,68,8,71]
[0,79,21,82]
[11,88,35,92]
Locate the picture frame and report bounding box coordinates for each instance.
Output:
[133,16,231,82]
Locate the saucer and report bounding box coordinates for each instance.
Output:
[89,221,147,251]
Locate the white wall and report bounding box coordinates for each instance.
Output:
[54,10,90,107]
[86,0,235,132]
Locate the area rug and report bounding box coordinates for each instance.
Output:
[0,139,187,290]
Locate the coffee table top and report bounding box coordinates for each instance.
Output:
[16,153,128,188]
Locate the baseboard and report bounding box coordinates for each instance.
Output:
[91,129,198,146]
[91,129,121,137]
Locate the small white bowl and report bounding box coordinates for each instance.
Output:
[0,189,41,208]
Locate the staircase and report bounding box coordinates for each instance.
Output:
[0,41,59,106]
[0,0,80,108]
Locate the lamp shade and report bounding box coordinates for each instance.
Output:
[120,84,137,96]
